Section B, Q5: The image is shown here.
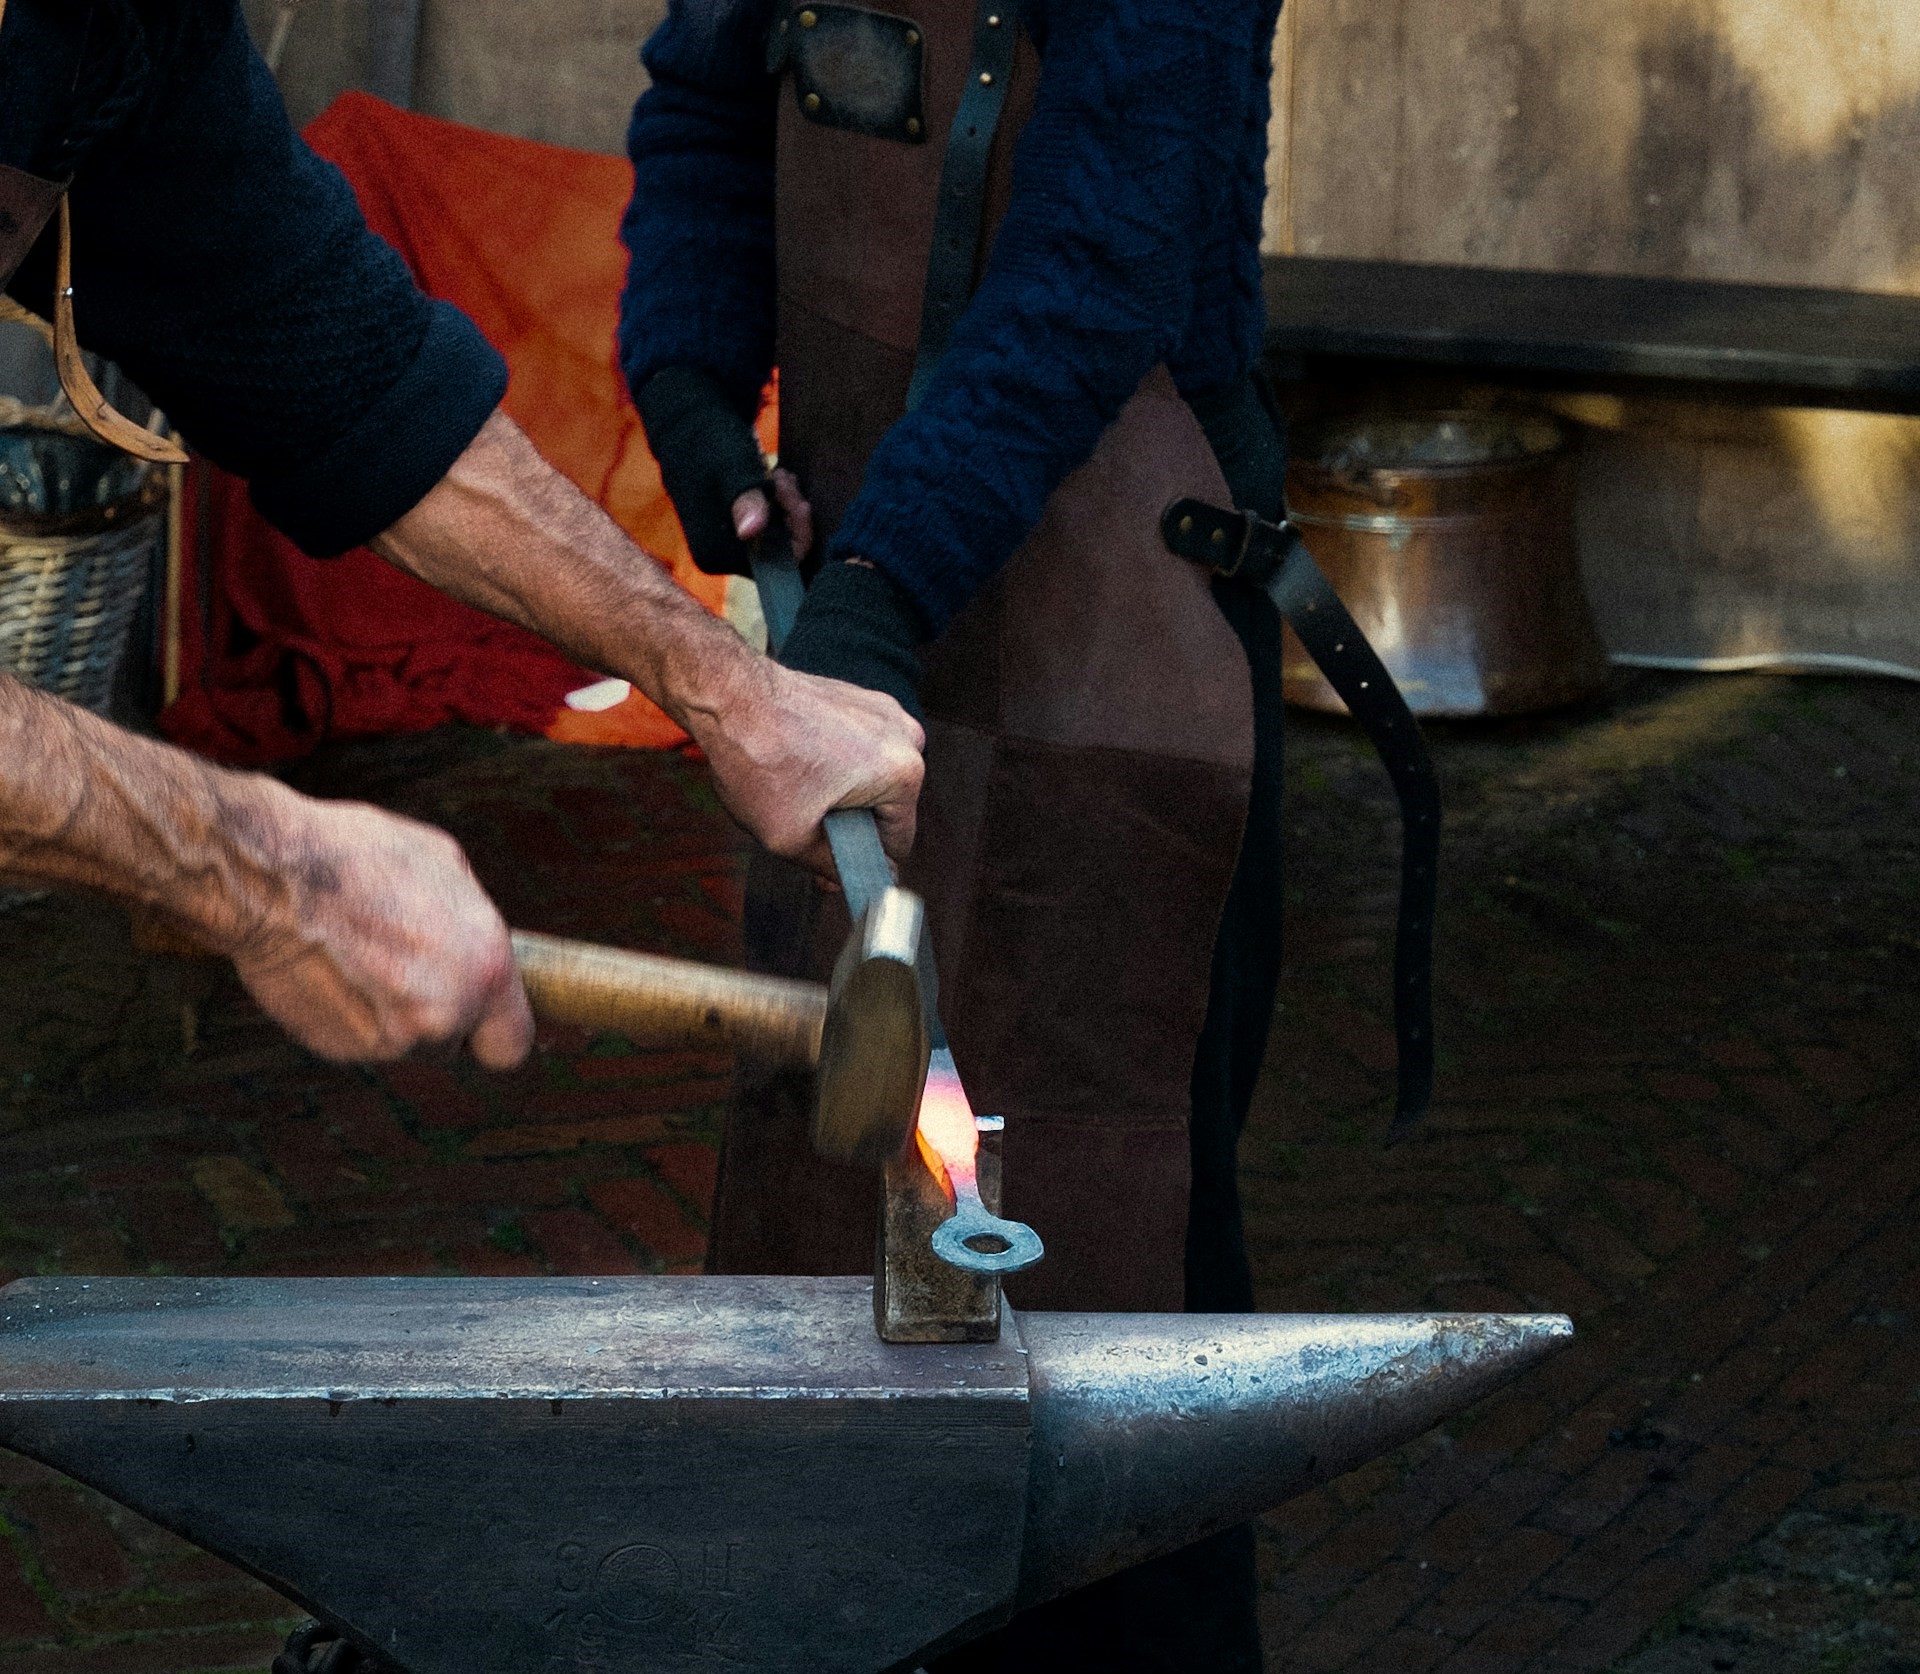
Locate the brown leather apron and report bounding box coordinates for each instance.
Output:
[710,0,1255,1312]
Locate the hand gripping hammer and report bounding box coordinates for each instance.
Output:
[750,536,1043,1286]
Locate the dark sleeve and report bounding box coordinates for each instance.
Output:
[828,0,1260,633]
[618,0,780,423]
[8,2,506,557]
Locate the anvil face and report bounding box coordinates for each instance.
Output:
[0,1276,1571,1674]
[0,1277,1031,1673]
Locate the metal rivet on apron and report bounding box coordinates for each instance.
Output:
[1179,515,1194,535]
[799,8,818,25]
[980,71,994,85]
[906,28,920,44]
[988,13,1002,24]
[907,117,922,135]
[1210,527,1225,544]
[805,91,822,111]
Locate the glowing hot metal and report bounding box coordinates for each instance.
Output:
[916,1049,1043,1275]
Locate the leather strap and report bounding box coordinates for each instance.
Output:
[0,0,184,465]
[54,197,188,464]
[1163,497,1439,1135]
[905,0,1022,411]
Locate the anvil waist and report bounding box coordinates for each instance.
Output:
[710,0,1257,1314]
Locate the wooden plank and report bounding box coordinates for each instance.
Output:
[1264,256,1920,409]
[1280,0,1920,295]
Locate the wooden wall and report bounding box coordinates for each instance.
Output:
[1267,0,1920,675]
[245,0,664,154]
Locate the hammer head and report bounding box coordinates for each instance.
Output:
[812,886,931,1167]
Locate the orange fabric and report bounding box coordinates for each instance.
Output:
[162,93,765,761]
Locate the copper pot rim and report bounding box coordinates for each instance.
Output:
[1288,408,1571,490]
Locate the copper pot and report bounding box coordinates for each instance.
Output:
[1283,410,1608,717]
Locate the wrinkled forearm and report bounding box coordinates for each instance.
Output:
[371,409,773,751]
[0,671,302,950]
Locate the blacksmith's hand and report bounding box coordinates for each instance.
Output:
[637,366,808,574]
[220,788,534,1069]
[0,673,534,1069]
[730,467,814,562]
[692,658,925,877]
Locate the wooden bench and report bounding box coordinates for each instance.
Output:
[1262,255,1920,414]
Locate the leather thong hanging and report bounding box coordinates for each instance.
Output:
[1164,500,1440,1136]
[52,197,187,465]
[0,0,185,467]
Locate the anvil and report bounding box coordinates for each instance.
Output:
[0,1275,1569,1673]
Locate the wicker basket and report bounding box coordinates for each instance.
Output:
[0,417,163,712]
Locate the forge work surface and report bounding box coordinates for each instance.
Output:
[1262,255,1920,408]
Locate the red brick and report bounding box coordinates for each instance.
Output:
[652,899,737,956]
[265,1124,353,1202]
[586,1178,707,1264]
[379,1061,488,1128]
[13,1486,137,1595]
[647,1142,720,1213]
[1359,1627,1453,1674]
[1434,1598,1582,1674]
[1552,1215,1656,1284]
[1607,1178,1704,1256]
[1699,1037,1774,1071]
[698,873,745,919]
[1656,1143,1745,1206]
[325,1089,430,1162]
[0,1543,54,1643]
[1643,1070,1722,1102]
[1790,1045,1879,1102]
[0,1624,294,1674]
[1408,1525,1568,1638]
[523,1209,641,1275]
[468,1115,670,1160]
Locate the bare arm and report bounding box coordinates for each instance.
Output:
[0,672,532,1066]
[371,410,921,871]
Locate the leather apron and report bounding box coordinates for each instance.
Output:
[710,0,1255,1312]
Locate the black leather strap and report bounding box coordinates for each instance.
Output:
[1163,498,1439,1135]
[906,0,1023,411]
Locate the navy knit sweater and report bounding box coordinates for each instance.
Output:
[619,0,1284,637]
[0,0,506,555]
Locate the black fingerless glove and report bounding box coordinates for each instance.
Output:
[781,559,930,724]
[635,365,771,576]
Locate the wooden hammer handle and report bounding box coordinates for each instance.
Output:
[509,931,827,1068]
[131,909,828,1069]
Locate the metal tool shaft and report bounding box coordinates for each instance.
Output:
[748,537,1039,1280]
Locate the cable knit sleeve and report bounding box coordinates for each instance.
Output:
[826,0,1264,635]
[618,0,781,423]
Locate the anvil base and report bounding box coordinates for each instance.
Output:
[0,1276,1570,1674]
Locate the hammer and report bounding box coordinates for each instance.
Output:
[749,542,935,1171]
[131,909,918,1116]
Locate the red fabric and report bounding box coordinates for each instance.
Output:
[161,94,754,763]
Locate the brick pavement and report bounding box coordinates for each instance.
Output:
[0,672,1913,1673]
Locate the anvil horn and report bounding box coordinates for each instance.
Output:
[0,1278,1569,1674]
[1013,1311,1574,1606]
